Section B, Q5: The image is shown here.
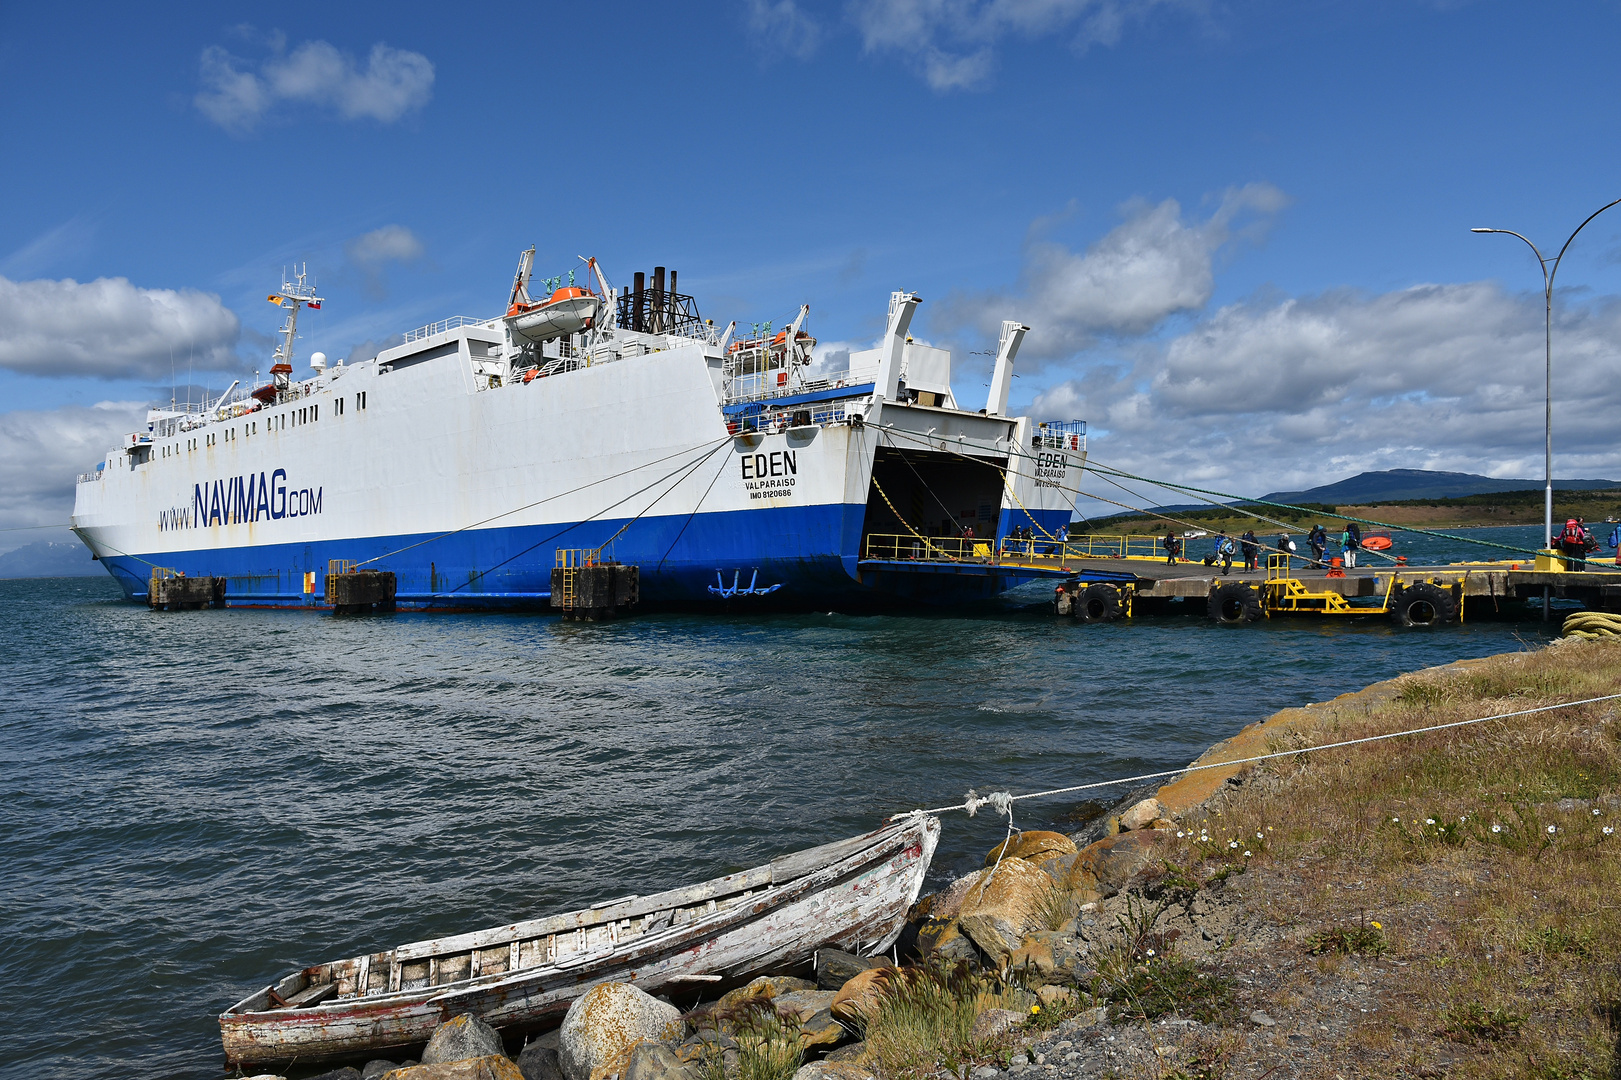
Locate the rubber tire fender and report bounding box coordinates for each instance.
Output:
[1389,581,1457,627]
[1208,582,1263,624]
[1077,583,1125,623]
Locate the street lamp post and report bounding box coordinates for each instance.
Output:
[1473,198,1621,620]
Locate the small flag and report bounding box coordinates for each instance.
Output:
[267,295,282,305]
[307,300,321,309]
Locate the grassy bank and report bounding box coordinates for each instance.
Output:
[1122,634,1621,1078]
[835,638,1621,1080]
[1091,488,1621,537]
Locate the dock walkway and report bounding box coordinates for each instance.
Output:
[856,533,1621,614]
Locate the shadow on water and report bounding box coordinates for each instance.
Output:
[0,571,1556,1079]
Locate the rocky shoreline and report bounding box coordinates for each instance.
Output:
[236,641,1617,1080]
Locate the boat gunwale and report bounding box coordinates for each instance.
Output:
[221,817,927,1021]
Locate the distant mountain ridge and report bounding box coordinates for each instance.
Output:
[1262,469,1621,505]
[0,540,102,579]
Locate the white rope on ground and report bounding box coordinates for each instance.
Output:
[890,691,1621,822]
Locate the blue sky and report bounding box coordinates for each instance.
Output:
[5,1,1621,541]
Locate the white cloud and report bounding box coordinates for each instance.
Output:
[0,402,147,532]
[345,225,425,300]
[938,183,1288,358]
[0,276,240,380]
[1032,281,1621,504]
[746,0,823,59]
[851,0,1187,91]
[196,38,434,133]
[346,225,424,268]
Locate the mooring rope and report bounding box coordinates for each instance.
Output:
[890,691,1621,822]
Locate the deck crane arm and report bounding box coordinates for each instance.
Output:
[718,320,735,351]
[509,247,536,309]
[787,304,811,362]
[580,255,616,330]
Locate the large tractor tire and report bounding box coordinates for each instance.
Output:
[1389,582,1458,627]
[1208,582,1263,624]
[1077,583,1127,623]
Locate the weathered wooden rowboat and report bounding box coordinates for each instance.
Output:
[220,815,939,1067]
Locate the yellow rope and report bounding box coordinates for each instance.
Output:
[1562,611,1621,638]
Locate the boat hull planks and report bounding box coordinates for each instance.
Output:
[219,816,939,1067]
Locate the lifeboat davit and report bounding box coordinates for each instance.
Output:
[506,286,602,343]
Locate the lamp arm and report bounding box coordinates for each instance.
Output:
[1548,197,1621,290]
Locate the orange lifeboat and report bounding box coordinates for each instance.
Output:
[506,285,602,343]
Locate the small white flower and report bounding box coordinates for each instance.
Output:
[1547,825,1557,834]
[1595,809,1603,816]
[1391,817,1400,823]
[1256,832,1264,839]
[1491,824,1502,833]
[1177,831,1185,838]
[1229,840,1239,849]
[1146,948,1155,956]
[1460,817,1467,823]
[1425,818,1436,826]
[1604,826,1614,836]
[1244,850,1252,857]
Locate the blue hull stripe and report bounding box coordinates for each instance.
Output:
[99,502,1032,609]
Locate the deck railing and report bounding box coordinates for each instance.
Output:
[861,532,1167,564]
[404,315,498,343]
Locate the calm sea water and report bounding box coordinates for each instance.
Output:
[0,526,1564,1079]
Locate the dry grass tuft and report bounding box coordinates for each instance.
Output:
[858,960,1034,1080]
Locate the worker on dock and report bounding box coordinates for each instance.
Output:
[1215,531,1236,575]
[1162,529,1181,564]
[1241,530,1259,572]
[1307,524,1328,568]
[1340,523,1359,568]
[1276,531,1295,571]
[1559,518,1597,571]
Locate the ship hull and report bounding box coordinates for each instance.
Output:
[72,315,1083,611]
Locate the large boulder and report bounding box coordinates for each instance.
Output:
[307,1069,362,1080]
[915,918,981,964]
[559,982,684,1080]
[624,1042,698,1080]
[908,871,984,922]
[1076,830,1174,896]
[771,989,846,1048]
[967,1008,1025,1043]
[791,1063,875,1080]
[518,1043,565,1080]
[423,1014,506,1065]
[815,949,881,990]
[829,967,892,1024]
[984,831,1077,867]
[1118,798,1163,831]
[1005,931,1090,986]
[716,975,816,1010]
[772,989,837,1023]
[955,858,1051,965]
[379,1059,523,1080]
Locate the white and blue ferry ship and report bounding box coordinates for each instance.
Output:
[70,254,1085,609]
